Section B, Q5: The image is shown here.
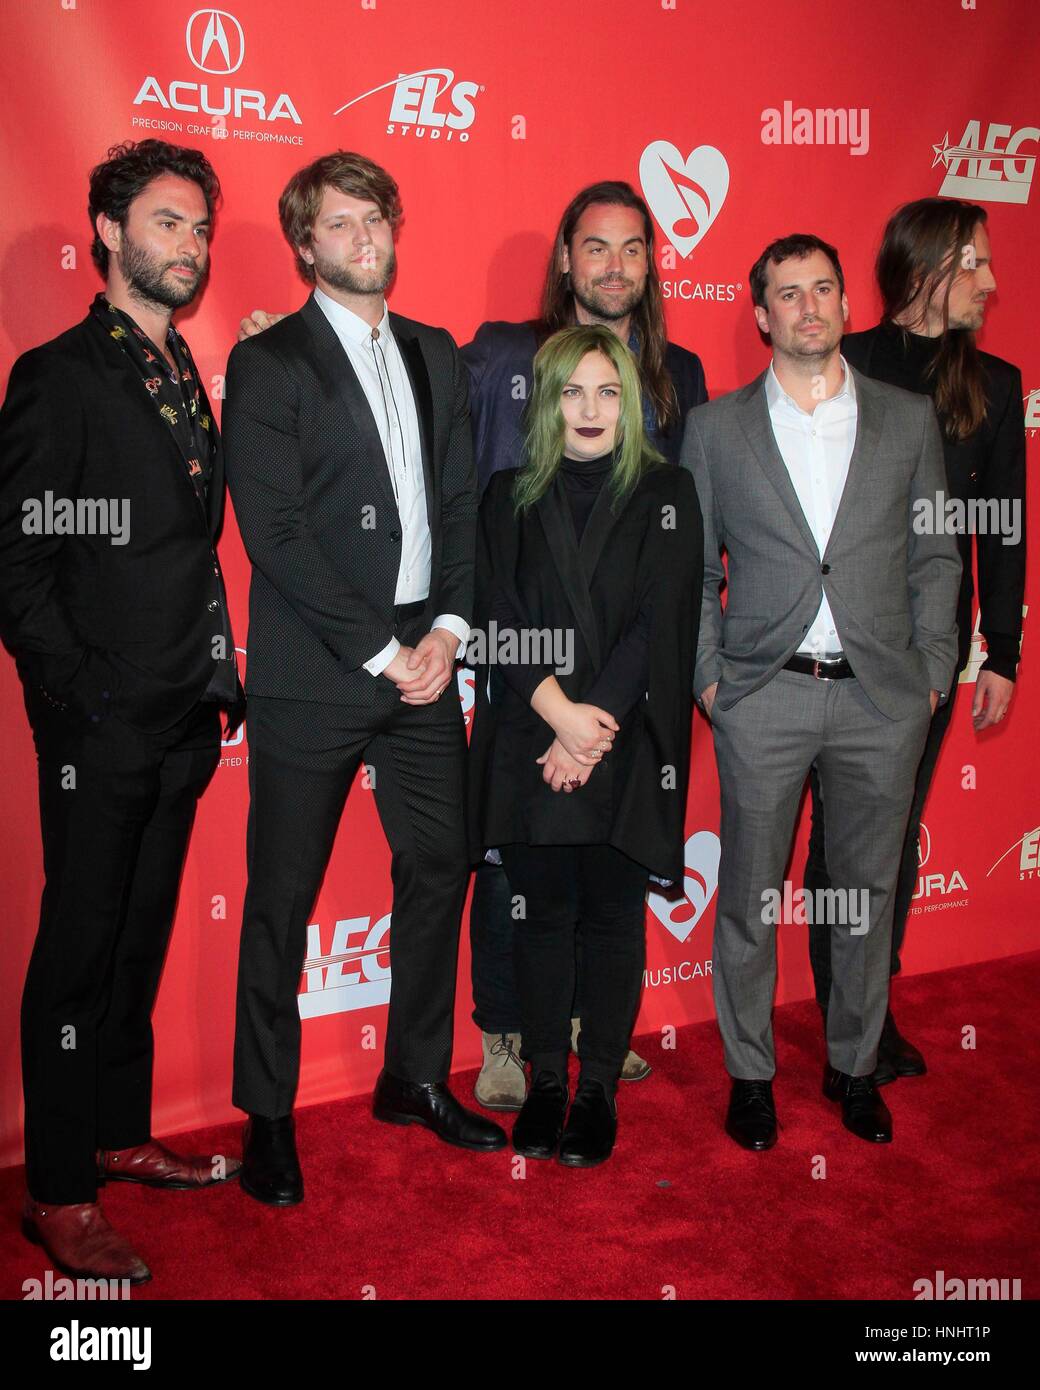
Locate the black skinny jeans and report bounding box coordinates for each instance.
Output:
[497,842,649,1090]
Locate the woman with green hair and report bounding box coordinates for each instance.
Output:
[467,324,703,1166]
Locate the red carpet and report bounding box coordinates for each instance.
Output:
[2,951,1037,1301]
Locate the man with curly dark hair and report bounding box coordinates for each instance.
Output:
[0,140,243,1284]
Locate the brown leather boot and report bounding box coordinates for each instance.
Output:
[22,1198,151,1283]
[98,1138,242,1189]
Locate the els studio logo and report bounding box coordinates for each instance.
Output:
[186,9,244,75]
[334,68,483,142]
[639,141,729,259]
[987,826,1040,884]
[932,119,1038,204]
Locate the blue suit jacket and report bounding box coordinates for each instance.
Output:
[460,319,708,492]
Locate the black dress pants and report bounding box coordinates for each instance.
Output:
[232,677,469,1118]
[804,686,957,1005]
[497,842,649,1090]
[20,691,222,1204]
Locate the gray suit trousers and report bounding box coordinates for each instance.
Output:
[711,668,932,1079]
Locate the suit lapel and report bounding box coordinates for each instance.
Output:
[392,319,437,529]
[299,294,399,518]
[823,367,885,558]
[738,376,819,554]
[536,475,602,669]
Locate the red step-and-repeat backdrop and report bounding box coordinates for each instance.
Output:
[1,0,1037,1167]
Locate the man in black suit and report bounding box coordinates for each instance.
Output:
[235,179,709,1107]
[804,199,1026,1082]
[223,151,505,1206]
[0,140,243,1284]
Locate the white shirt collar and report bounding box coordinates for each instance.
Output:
[765,354,855,414]
[314,286,390,347]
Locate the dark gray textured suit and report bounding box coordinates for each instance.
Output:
[223,294,477,1114]
[683,365,961,1079]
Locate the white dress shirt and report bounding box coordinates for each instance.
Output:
[314,288,468,676]
[764,356,858,657]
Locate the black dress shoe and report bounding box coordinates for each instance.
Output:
[372,1070,507,1151]
[240,1115,303,1206]
[725,1078,778,1151]
[874,1009,927,1087]
[512,1071,569,1159]
[823,1066,892,1143]
[558,1078,617,1168]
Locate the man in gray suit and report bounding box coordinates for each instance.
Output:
[683,233,960,1149]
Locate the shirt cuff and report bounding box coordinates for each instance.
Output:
[363,637,401,678]
[431,613,469,660]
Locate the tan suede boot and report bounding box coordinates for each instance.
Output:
[571,1017,652,1082]
[474,1032,527,1110]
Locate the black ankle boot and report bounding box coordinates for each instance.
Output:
[512,1071,569,1159]
[558,1078,617,1168]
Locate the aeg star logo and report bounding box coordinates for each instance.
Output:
[639,141,730,259]
[932,120,1039,205]
[186,9,245,76]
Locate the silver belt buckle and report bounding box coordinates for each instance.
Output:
[812,658,837,681]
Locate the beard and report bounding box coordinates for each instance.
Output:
[119,230,204,311]
[782,320,842,358]
[572,275,644,323]
[312,242,396,296]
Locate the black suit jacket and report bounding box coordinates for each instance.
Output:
[467,464,702,881]
[222,294,477,701]
[0,312,234,731]
[461,320,709,490]
[843,326,1026,680]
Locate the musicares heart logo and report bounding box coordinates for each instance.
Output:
[638,141,730,259]
[647,830,721,943]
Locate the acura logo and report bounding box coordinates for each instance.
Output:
[917,822,931,868]
[186,9,245,75]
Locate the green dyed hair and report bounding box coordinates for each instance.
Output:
[514,325,663,512]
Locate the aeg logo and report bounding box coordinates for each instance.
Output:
[298,915,392,1019]
[334,68,483,142]
[133,8,301,124]
[933,120,1038,205]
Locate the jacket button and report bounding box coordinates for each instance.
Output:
[90,714,100,724]
[101,690,110,701]
[207,600,219,612]
[821,564,831,575]
[389,530,401,543]
[969,471,977,481]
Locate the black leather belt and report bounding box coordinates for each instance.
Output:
[783,653,854,680]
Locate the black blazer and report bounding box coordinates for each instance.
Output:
[0,312,233,731]
[467,464,703,881]
[222,295,477,701]
[843,326,1026,680]
[461,320,709,490]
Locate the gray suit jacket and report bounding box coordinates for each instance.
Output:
[682,365,961,721]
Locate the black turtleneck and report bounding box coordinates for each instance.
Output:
[560,448,615,542]
[488,454,652,721]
